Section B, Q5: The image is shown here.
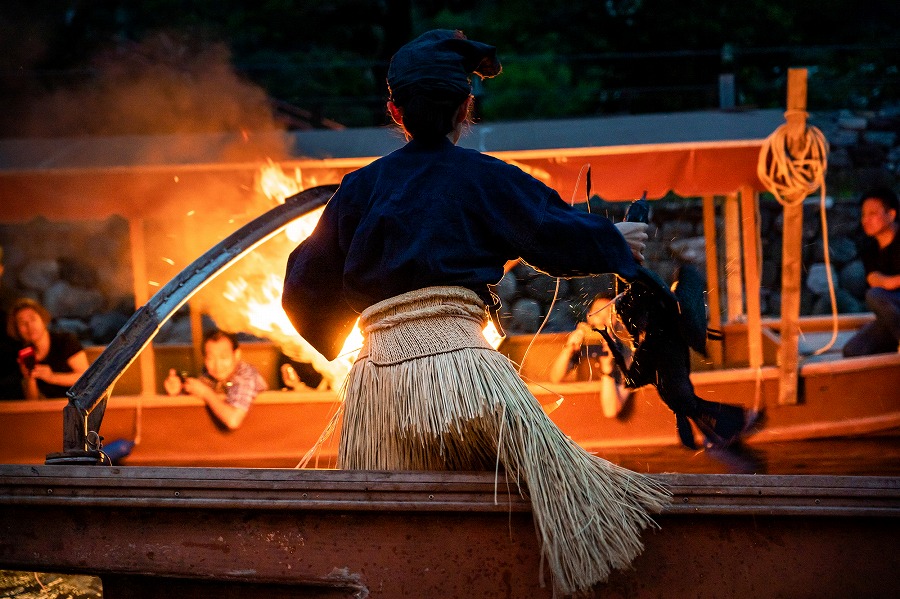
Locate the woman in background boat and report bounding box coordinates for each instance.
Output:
[7,298,88,399]
[283,29,668,596]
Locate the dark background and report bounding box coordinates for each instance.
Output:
[1,0,898,136]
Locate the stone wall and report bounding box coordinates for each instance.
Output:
[0,216,136,345]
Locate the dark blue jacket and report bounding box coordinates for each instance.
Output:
[284,137,637,359]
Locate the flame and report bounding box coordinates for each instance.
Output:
[257,161,327,242]
[223,272,360,388]
[482,321,504,349]
[258,159,302,202]
[336,319,365,370]
[213,161,362,389]
[215,161,504,389]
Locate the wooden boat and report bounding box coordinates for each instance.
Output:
[0,466,898,598]
[1,80,898,596]
[2,337,898,468]
[0,169,898,469]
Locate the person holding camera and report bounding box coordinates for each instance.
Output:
[548,291,630,418]
[7,298,88,399]
[163,329,267,430]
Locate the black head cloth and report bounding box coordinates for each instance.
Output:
[387,29,502,105]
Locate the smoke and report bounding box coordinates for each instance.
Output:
[2,28,355,384]
[11,31,281,140]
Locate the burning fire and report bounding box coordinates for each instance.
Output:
[482,320,504,349]
[222,272,362,389]
[220,161,504,389]
[256,160,325,242]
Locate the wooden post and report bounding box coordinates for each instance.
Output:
[183,213,206,372]
[129,218,157,396]
[777,68,809,405]
[190,305,204,371]
[723,193,744,323]
[740,187,764,370]
[702,195,723,366]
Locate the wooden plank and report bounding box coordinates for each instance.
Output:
[0,468,898,599]
[0,466,897,518]
[189,303,204,371]
[702,195,723,365]
[740,186,764,369]
[777,201,803,403]
[128,218,156,396]
[777,68,810,405]
[802,351,900,375]
[723,193,744,322]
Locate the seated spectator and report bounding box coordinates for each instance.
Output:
[548,292,630,418]
[7,298,89,399]
[843,187,900,357]
[164,329,268,430]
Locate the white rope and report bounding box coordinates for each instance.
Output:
[757,110,828,207]
[757,111,837,355]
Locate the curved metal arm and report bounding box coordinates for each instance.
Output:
[51,184,337,461]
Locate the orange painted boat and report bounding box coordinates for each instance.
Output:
[2,331,898,469]
[1,184,898,469]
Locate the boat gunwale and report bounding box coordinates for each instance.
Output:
[1,465,897,518]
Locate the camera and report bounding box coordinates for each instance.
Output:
[17,346,36,371]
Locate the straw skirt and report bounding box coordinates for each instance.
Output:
[337,286,669,596]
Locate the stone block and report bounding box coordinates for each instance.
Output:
[805,263,839,295]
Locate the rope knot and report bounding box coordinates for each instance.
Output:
[757,121,829,206]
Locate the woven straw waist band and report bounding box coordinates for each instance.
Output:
[357,286,493,365]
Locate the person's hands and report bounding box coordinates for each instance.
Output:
[17,361,31,377]
[29,364,53,382]
[163,368,184,396]
[566,325,587,352]
[182,377,206,396]
[614,221,649,263]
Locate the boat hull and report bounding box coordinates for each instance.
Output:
[0,466,897,598]
[2,351,899,468]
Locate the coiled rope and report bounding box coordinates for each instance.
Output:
[756,109,835,355]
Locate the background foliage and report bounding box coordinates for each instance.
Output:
[1,0,898,134]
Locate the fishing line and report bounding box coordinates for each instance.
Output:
[517,163,593,376]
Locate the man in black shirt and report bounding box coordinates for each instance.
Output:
[843,187,900,356]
